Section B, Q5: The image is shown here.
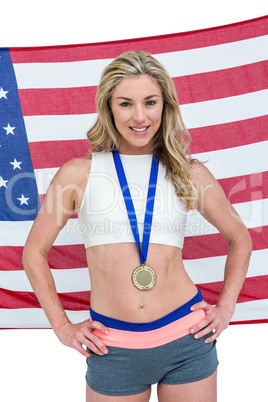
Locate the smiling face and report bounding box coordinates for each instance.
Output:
[110,74,164,155]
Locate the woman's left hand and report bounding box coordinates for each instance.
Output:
[189,301,233,343]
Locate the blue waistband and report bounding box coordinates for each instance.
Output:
[90,289,202,332]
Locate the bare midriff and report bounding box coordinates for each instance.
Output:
[86,242,198,323]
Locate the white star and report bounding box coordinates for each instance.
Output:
[17,194,30,205]
[3,123,16,135]
[0,176,8,188]
[0,87,8,99]
[10,158,22,170]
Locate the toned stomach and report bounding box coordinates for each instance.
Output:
[86,242,198,323]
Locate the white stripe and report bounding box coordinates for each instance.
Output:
[34,166,59,194]
[185,198,268,236]
[0,300,267,328]
[157,35,268,77]
[230,199,268,229]
[14,58,112,89]
[0,220,33,247]
[231,299,268,322]
[24,90,268,143]
[0,268,90,293]
[0,308,89,328]
[14,36,268,89]
[181,90,268,129]
[0,218,82,247]
[185,249,268,284]
[0,197,267,247]
[24,113,97,143]
[192,140,268,180]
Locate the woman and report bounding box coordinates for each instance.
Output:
[23,51,252,401]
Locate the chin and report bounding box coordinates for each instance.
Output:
[119,138,154,154]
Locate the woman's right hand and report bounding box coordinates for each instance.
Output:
[54,319,109,357]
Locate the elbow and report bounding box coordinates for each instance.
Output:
[22,245,32,274]
[22,244,47,275]
[229,226,253,255]
[242,227,253,254]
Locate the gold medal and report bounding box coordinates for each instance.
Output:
[113,151,159,291]
[131,264,157,291]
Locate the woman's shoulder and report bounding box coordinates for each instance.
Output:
[189,159,217,189]
[53,155,92,186]
[62,155,92,171]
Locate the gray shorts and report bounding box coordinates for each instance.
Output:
[86,331,218,396]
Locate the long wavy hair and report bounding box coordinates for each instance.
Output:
[87,50,198,210]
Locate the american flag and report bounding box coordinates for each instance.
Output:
[0,16,267,328]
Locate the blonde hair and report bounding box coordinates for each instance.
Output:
[87,50,198,210]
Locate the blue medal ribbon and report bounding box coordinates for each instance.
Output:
[112,151,159,264]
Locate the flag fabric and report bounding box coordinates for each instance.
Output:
[0,16,267,329]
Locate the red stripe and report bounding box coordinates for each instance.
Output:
[1,226,267,272]
[230,319,268,325]
[183,233,229,259]
[218,171,268,204]
[58,291,90,310]
[0,245,87,271]
[19,86,97,116]
[29,140,91,169]
[183,226,268,259]
[18,61,268,116]
[197,275,268,306]
[47,245,88,269]
[10,16,268,63]
[1,275,267,310]
[28,117,268,170]
[0,288,90,310]
[175,61,268,105]
[0,246,25,271]
[189,116,268,153]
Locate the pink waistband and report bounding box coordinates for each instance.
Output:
[91,309,205,349]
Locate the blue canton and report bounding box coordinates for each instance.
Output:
[0,49,40,221]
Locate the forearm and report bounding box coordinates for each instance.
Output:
[23,249,70,333]
[216,231,252,316]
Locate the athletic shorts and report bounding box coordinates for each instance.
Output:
[86,289,219,396]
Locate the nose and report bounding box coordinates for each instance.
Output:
[132,105,146,123]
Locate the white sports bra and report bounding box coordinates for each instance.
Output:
[78,152,187,249]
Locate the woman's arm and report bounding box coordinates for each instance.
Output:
[23,158,109,356]
[188,161,252,342]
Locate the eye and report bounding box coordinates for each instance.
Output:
[120,102,131,107]
[146,100,156,106]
